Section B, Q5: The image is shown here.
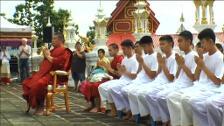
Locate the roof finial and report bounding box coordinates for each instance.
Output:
[100,0,102,9]
[180,12,184,23]
[177,12,186,33]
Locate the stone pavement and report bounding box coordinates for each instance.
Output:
[0,83,150,126]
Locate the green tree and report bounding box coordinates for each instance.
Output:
[8,0,76,46]
[86,26,95,45]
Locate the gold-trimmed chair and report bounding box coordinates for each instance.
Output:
[45,48,72,115]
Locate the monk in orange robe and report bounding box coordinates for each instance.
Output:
[22,33,70,115]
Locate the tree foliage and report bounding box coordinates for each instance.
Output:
[86,26,95,45]
[8,0,77,46]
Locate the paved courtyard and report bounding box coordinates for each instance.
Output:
[0,82,151,126]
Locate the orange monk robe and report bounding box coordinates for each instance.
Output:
[22,46,69,109]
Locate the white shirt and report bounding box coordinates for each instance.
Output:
[119,54,139,81]
[175,51,198,84]
[136,52,158,82]
[154,52,177,83]
[198,51,224,86]
[18,45,31,59]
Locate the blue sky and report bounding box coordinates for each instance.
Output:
[1,1,224,36]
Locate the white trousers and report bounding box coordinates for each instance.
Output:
[110,78,150,111]
[149,82,191,122]
[222,109,224,126]
[206,92,224,126]
[120,81,149,112]
[144,82,172,119]
[190,90,217,126]
[98,79,129,107]
[167,83,218,126]
[128,79,166,116]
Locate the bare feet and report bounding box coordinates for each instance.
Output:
[100,107,106,113]
[107,111,117,117]
[83,106,94,112]
[33,107,44,115]
[89,107,99,113]
[123,112,132,120]
[162,121,170,126]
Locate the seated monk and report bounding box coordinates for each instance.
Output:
[22,33,71,115]
[80,44,123,113]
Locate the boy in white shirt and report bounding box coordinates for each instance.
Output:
[98,39,138,116]
[167,28,224,126]
[110,36,158,120]
[146,30,197,126]
[128,35,176,124]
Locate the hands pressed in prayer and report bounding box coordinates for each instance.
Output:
[197,48,204,59]
[43,48,53,62]
[117,63,126,75]
[157,53,165,67]
[175,53,185,67]
[43,48,50,57]
[75,51,83,58]
[100,61,111,70]
[194,56,205,69]
[136,54,144,64]
[97,60,102,67]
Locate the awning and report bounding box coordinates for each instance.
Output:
[0,39,32,48]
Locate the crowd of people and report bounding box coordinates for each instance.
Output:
[79,28,224,126]
[0,38,31,84]
[0,28,223,126]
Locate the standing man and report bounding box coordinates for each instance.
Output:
[71,42,86,92]
[18,38,31,82]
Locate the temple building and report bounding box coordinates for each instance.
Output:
[105,0,223,49]
[106,0,160,45]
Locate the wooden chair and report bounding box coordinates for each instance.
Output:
[45,48,72,115]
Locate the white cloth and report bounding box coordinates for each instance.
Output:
[98,54,138,107]
[18,45,31,59]
[98,79,129,106]
[110,53,158,111]
[148,51,198,122]
[167,51,224,126]
[196,85,224,126]
[190,88,220,126]
[128,52,177,116]
[206,90,224,126]
[222,110,224,126]
[0,51,11,77]
[118,55,139,82]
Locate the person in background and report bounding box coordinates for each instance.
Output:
[88,49,111,83]
[0,46,11,85]
[216,43,224,53]
[18,38,31,82]
[71,42,86,92]
[80,43,124,113]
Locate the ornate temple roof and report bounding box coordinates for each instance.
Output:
[107,0,160,34]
